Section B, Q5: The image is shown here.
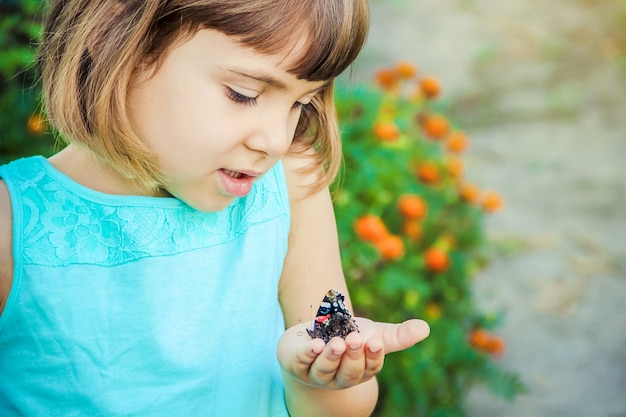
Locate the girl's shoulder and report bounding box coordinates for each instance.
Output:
[0,179,13,316]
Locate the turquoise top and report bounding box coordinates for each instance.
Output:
[0,156,291,416]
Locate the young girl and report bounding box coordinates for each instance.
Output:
[0,1,429,415]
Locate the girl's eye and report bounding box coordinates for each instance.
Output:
[226,87,257,106]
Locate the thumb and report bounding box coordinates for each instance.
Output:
[378,319,430,354]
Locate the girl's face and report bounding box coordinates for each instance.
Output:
[127,29,327,212]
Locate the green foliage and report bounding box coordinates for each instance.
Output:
[0,0,56,164]
[334,67,527,416]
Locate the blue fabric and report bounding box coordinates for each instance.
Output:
[0,156,291,416]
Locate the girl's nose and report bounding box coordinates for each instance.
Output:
[245,111,296,158]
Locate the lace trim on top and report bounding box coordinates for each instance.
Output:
[1,156,288,267]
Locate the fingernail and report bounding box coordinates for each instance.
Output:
[368,345,382,353]
[349,343,362,350]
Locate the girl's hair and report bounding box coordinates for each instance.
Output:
[38,0,370,192]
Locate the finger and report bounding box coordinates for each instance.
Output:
[363,339,384,380]
[287,338,326,379]
[379,319,430,355]
[309,337,346,386]
[334,332,366,388]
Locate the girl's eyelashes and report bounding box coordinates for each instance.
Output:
[225,86,313,111]
[225,87,257,106]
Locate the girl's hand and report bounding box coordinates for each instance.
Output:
[277,318,430,390]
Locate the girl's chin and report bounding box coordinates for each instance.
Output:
[190,192,236,212]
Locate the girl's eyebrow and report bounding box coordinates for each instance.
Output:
[226,69,330,95]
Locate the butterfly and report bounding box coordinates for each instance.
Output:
[307,289,359,343]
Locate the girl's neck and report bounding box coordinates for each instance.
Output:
[48,145,167,197]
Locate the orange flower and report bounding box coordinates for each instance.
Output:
[416,162,440,184]
[375,68,399,91]
[469,329,506,357]
[446,131,469,153]
[354,215,388,243]
[397,194,427,220]
[485,335,505,358]
[468,328,490,349]
[376,234,405,261]
[459,182,480,203]
[424,247,449,272]
[373,121,400,142]
[420,76,441,99]
[446,157,464,179]
[421,113,449,140]
[396,61,417,79]
[482,191,504,213]
[27,113,47,135]
[402,219,423,240]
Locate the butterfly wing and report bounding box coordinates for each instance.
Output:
[307,289,359,343]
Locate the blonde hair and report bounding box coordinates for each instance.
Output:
[38,0,370,192]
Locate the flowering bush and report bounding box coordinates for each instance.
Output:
[334,63,526,416]
[0,0,56,164]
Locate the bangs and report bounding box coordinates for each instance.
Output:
[231,1,369,81]
[154,0,369,81]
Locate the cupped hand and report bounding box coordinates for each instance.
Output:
[277,317,430,390]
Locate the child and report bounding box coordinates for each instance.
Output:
[0,0,429,415]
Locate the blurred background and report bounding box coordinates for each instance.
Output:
[350,0,626,416]
[1,0,625,416]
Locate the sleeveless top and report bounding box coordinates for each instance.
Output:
[0,156,291,417]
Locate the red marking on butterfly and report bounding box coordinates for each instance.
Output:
[316,314,331,323]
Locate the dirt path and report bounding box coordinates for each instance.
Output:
[353,1,626,415]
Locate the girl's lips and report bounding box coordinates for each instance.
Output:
[218,169,258,197]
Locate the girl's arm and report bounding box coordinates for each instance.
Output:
[0,181,14,316]
[278,153,429,417]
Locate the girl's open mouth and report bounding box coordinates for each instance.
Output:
[218,169,256,197]
[222,169,247,179]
